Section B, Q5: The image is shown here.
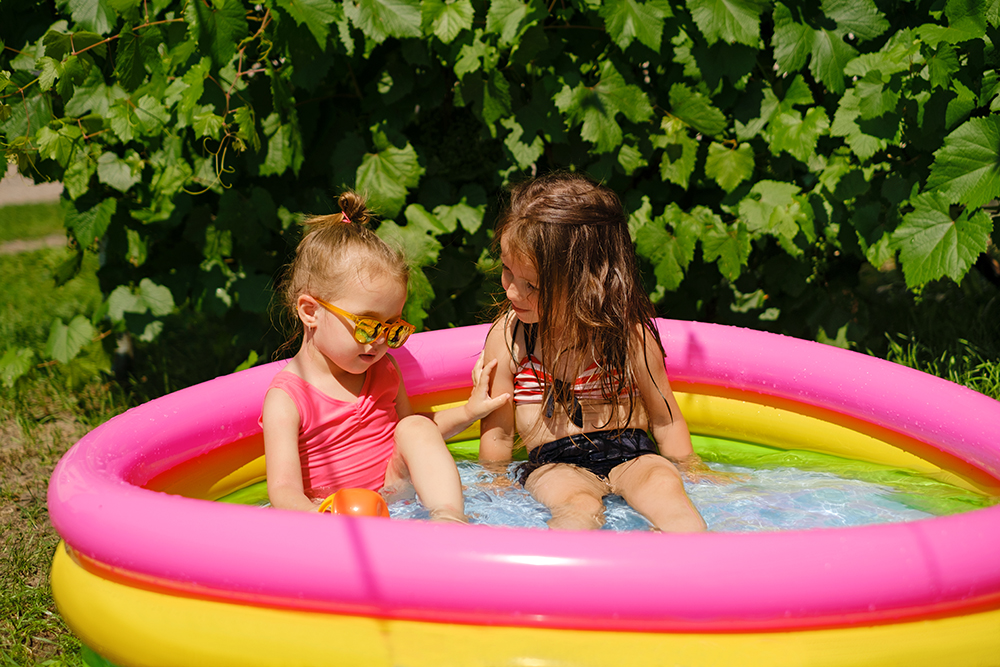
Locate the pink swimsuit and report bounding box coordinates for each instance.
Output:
[262,356,399,497]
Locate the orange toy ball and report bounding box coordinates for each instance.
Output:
[318,489,390,518]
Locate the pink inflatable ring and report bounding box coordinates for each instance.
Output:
[48,321,1000,667]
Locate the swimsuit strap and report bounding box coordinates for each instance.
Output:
[514,318,587,427]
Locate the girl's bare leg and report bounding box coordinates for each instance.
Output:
[609,455,706,532]
[525,464,609,530]
[390,415,467,523]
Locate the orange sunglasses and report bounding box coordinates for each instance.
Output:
[314,298,414,349]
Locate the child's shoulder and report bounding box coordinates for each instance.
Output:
[484,312,524,350]
[268,367,305,388]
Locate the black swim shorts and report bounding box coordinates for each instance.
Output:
[518,428,659,485]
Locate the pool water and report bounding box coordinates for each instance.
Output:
[386,460,937,531]
[221,437,994,530]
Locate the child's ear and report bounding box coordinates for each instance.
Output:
[297,295,320,328]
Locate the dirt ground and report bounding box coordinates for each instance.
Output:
[0,164,63,207]
[0,165,66,255]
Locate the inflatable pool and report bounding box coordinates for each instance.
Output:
[48,320,1000,667]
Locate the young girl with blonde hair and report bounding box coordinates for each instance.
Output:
[262,191,508,522]
[479,173,707,532]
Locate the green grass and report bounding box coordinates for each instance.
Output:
[0,203,65,244]
[0,238,116,665]
[867,267,1000,400]
[1,374,127,667]
[1,249,103,352]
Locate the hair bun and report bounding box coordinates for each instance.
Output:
[338,191,371,226]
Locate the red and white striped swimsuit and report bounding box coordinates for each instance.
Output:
[512,355,611,404]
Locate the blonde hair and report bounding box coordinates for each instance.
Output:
[277,191,408,349]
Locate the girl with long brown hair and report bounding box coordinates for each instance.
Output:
[478,173,707,531]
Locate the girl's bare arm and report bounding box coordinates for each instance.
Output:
[391,355,510,441]
[634,328,696,463]
[478,321,518,463]
[636,328,743,483]
[262,389,321,512]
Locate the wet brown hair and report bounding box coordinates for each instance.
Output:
[494,171,669,426]
[276,191,408,352]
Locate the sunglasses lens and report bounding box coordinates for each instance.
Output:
[386,324,411,348]
[353,319,382,344]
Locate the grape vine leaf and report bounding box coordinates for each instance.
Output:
[738,180,808,246]
[0,347,35,388]
[891,192,993,286]
[434,195,486,235]
[768,107,830,162]
[275,0,340,48]
[193,111,225,139]
[485,0,544,46]
[705,142,755,192]
[136,95,168,134]
[823,0,889,40]
[653,116,699,188]
[42,29,104,60]
[618,142,648,175]
[37,125,83,166]
[919,0,989,45]
[64,145,99,200]
[698,207,751,280]
[854,70,901,120]
[500,117,544,169]
[600,0,669,53]
[356,140,425,218]
[687,0,767,46]
[37,57,61,92]
[554,61,653,153]
[422,0,474,44]
[377,216,442,327]
[669,83,727,136]
[97,151,142,192]
[772,0,888,94]
[65,0,117,34]
[233,106,259,152]
[454,30,499,79]
[925,116,1000,208]
[482,69,512,127]
[345,0,422,44]
[260,112,304,177]
[107,98,138,143]
[945,80,977,131]
[830,88,891,160]
[185,0,249,67]
[633,202,701,290]
[115,24,156,91]
[45,315,96,364]
[107,278,176,321]
[64,197,116,247]
[925,43,961,90]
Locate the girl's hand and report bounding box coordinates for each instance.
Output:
[671,454,748,484]
[471,350,486,386]
[466,358,511,422]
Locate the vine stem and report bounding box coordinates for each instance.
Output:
[71,18,185,57]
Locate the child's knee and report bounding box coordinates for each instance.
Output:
[549,491,605,529]
[395,414,438,442]
[616,457,685,495]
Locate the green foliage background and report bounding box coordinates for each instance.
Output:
[1,0,999,384]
